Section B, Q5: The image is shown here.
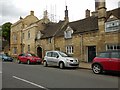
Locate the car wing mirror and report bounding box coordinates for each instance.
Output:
[56,55,59,58]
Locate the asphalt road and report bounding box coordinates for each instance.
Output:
[2,61,120,89]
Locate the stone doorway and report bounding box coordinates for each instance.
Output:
[37,47,42,58]
[88,46,96,62]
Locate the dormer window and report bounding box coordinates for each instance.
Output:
[48,38,52,43]
[105,20,120,32]
[37,31,41,39]
[64,26,73,39]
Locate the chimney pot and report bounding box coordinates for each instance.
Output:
[86,9,90,18]
[30,11,34,15]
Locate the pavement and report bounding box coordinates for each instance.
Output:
[79,62,92,70]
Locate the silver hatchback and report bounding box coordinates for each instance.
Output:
[43,51,79,69]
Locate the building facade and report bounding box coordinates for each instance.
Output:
[10,10,50,57]
[36,0,120,62]
[10,11,39,57]
[10,0,120,63]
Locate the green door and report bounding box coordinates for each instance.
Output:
[88,46,96,62]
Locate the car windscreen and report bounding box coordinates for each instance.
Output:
[58,52,69,57]
[111,52,120,58]
[27,53,36,56]
[96,52,110,58]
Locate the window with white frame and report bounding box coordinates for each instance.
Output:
[105,20,120,32]
[106,44,120,51]
[13,34,17,43]
[28,45,30,52]
[66,46,74,54]
[48,38,52,43]
[64,26,73,39]
[13,47,17,54]
[28,31,30,39]
[37,31,41,39]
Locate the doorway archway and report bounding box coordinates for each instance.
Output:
[37,47,42,58]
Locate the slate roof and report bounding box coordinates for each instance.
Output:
[69,16,98,33]
[41,21,65,39]
[41,8,120,38]
[56,16,98,37]
[106,7,120,20]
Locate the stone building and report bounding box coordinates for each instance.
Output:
[10,10,50,57]
[10,0,120,63]
[10,11,39,57]
[36,0,120,62]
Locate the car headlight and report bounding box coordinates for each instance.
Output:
[66,59,73,62]
[70,60,73,62]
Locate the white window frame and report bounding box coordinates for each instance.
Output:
[13,34,17,43]
[105,20,120,32]
[48,38,52,43]
[106,44,120,51]
[13,47,17,54]
[64,26,73,39]
[66,46,74,54]
[28,31,30,39]
[37,31,41,39]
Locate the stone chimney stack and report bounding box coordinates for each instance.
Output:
[97,0,106,19]
[86,9,90,18]
[43,10,50,24]
[95,0,99,11]
[119,1,120,7]
[43,10,48,19]
[30,11,34,16]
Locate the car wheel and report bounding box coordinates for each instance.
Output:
[92,64,102,74]
[2,58,5,62]
[43,61,47,67]
[27,60,30,65]
[59,62,64,69]
[17,59,21,64]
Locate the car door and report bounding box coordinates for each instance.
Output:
[98,52,111,70]
[24,54,29,62]
[46,52,53,65]
[109,52,120,71]
[51,52,59,66]
[19,54,26,62]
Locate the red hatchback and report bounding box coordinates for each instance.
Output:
[92,51,120,74]
[17,53,42,64]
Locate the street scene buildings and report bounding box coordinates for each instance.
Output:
[10,0,120,63]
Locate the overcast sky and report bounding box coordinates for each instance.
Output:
[0,0,120,25]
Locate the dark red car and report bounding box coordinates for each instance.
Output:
[92,50,120,74]
[17,53,42,64]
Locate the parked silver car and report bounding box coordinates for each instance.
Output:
[43,51,79,69]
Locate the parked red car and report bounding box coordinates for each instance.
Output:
[17,53,42,64]
[92,50,120,74]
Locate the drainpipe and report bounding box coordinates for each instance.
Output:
[52,37,55,50]
[21,30,23,53]
[79,34,83,62]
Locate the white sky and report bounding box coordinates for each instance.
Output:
[0,0,120,25]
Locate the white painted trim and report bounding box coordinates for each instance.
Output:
[86,46,88,63]
[13,76,49,90]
